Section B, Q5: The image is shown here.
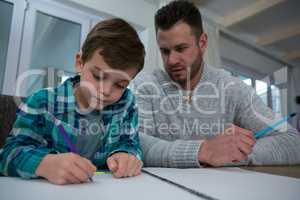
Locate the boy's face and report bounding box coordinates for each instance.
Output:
[75,50,138,111]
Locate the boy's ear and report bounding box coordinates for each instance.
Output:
[75,53,83,73]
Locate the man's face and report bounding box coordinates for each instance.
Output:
[75,50,138,110]
[157,22,207,85]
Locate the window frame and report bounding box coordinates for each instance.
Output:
[15,0,92,96]
[2,0,27,95]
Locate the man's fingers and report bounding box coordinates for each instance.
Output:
[234,125,255,139]
[239,133,255,147]
[232,148,247,162]
[237,141,253,155]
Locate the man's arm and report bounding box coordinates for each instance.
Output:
[134,80,203,168]
[233,81,300,165]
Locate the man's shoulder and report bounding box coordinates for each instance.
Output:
[203,65,255,101]
[203,65,235,84]
[131,68,168,94]
[134,68,167,82]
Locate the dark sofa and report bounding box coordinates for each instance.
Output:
[0,95,22,148]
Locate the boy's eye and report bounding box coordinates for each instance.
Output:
[93,74,104,81]
[116,83,127,89]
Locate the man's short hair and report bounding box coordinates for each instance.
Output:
[81,18,145,72]
[155,0,203,38]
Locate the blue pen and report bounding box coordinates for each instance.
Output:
[51,114,94,182]
[254,113,297,139]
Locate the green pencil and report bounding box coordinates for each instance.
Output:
[94,171,112,175]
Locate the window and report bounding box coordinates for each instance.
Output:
[1,0,96,96]
[238,75,252,86]
[271,85,281,115]
[1,0,148,97]
[24,11,82,94]
[255,80,268,105]
[234,71,281,113]
[0,0,13,91]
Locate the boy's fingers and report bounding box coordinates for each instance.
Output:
[133,160,142,176]
[83,158,97,171]
[107,156,118,173]
[73,159,93,180]
[69,163,89,182]
[126,156,135,177]
[65,171,82,184]
[76,158,96,177]
[114,156,128,178]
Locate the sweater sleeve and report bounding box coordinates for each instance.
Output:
[232,79,300,165]
[135,79,203,168]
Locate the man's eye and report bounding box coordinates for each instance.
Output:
[161,48,170,55]
[176,47,187,52]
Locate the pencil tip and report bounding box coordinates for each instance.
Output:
[290,113,297,117]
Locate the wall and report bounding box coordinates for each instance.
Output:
[219,35,284,75]
[61,0,159,72]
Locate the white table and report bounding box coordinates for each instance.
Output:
[1,168,299,200]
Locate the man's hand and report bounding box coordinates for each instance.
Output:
[35,153,96,185]
[198,124,256,167]
[107,152,142,178]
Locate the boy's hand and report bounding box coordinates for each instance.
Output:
[107,152,142,178]
[35,153,96,185]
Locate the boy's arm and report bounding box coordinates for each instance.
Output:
[0,92,56,178]
[106,92,143,177]
[109,92,143,160]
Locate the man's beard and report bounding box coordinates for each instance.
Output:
[172,57,203,88]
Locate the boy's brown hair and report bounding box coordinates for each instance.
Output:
[81,18,145,72]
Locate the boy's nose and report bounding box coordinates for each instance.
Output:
[99,81,113,97]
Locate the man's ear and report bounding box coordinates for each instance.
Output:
[198,33,208,53]
[75,52,83,73]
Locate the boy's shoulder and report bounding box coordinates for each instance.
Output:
[24,88,53,109]
[23,80,72,110]
[114,88,135,106]
[104,88,136,114]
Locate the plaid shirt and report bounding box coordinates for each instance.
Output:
[0,76,142,178]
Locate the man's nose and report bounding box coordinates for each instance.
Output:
[167,51,180,66]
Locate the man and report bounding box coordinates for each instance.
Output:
[133,0,300,168]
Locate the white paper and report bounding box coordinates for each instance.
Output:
[145,167,300,200]
[0,168,299,200]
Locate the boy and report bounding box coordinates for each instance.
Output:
[0,18,145,185]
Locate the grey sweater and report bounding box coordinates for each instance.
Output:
[132,64,300,168]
